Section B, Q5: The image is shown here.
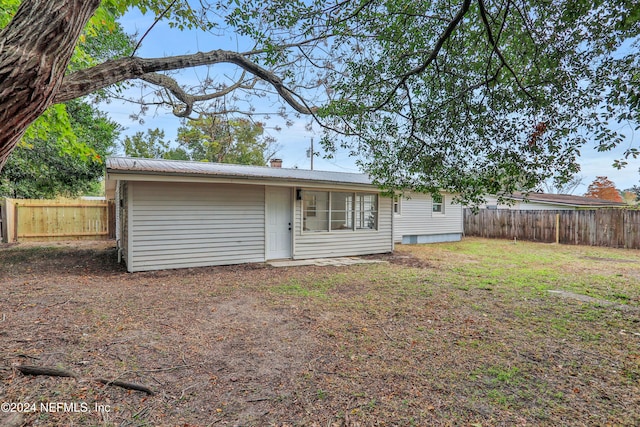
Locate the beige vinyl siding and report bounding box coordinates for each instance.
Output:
[294,193,393,259]
[393,192,463,243]
[128,181,265,272]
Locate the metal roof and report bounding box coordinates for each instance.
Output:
[509,192,626,207]
[106,157,374,187]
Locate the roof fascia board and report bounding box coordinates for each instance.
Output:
[506,196,621,208]
[106,171,379,192]
[400,189,460,197]
[525,200,620,208]
[524,200,581,207]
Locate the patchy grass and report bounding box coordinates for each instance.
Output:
[1,237,639,426]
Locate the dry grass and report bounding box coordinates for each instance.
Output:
[1,238,639,426]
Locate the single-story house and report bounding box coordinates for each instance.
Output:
[105,157,462,272]
[480,192,627,211]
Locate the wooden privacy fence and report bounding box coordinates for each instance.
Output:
[464,208,640,249]
[1,198,115,242]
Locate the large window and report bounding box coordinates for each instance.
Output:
[303,191,377,232]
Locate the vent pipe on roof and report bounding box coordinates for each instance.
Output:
[270,158,283,168]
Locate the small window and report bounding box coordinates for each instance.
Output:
[393,195,401,215]
[432,193,444,214]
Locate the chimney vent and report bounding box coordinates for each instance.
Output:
[270,158,283,168]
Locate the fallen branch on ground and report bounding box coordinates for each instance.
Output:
[96,378,155,395]
[14,364,155,395]
[15,365,79,378]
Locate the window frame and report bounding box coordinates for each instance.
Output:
[393,194,402,215]
[432,193,444,215]
[302,191,328,231]
[330,191,355,231]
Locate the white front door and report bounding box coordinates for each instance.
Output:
[266,187,292,259]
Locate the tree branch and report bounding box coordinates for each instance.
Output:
[130,0,180,57]
[477,0,535,101]
[139,71,252,117]
[54,50,316,115]
[371,0,471,112]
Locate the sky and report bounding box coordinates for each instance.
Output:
[100,9,640,195]
[103,10,355,173]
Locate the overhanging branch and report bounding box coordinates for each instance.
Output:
[54,49,316,115]
[477,0,535,101]
[139,71,252,117]
[371,0,471,112]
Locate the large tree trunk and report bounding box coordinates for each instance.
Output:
[0,0,313,173]
[0,0,100,171]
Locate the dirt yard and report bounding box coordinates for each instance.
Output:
[1,239,639,426]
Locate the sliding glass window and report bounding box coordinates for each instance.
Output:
[302,191,378,232]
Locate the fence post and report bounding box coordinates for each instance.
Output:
[108,200,116,239]
[14,202,19,242]
[555,213,560,244]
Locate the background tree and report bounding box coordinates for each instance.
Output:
[621,190,638,205]
[122,128,189,160]
[584,176,624,203]
[177,116,275,165]
[0,100,120,198]
[624,184,640,200]
[539,175,585,195]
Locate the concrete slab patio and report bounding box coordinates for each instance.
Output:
[268,257,386,267]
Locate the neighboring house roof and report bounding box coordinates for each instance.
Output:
[507,192,627,208]
[105,157,374,187]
